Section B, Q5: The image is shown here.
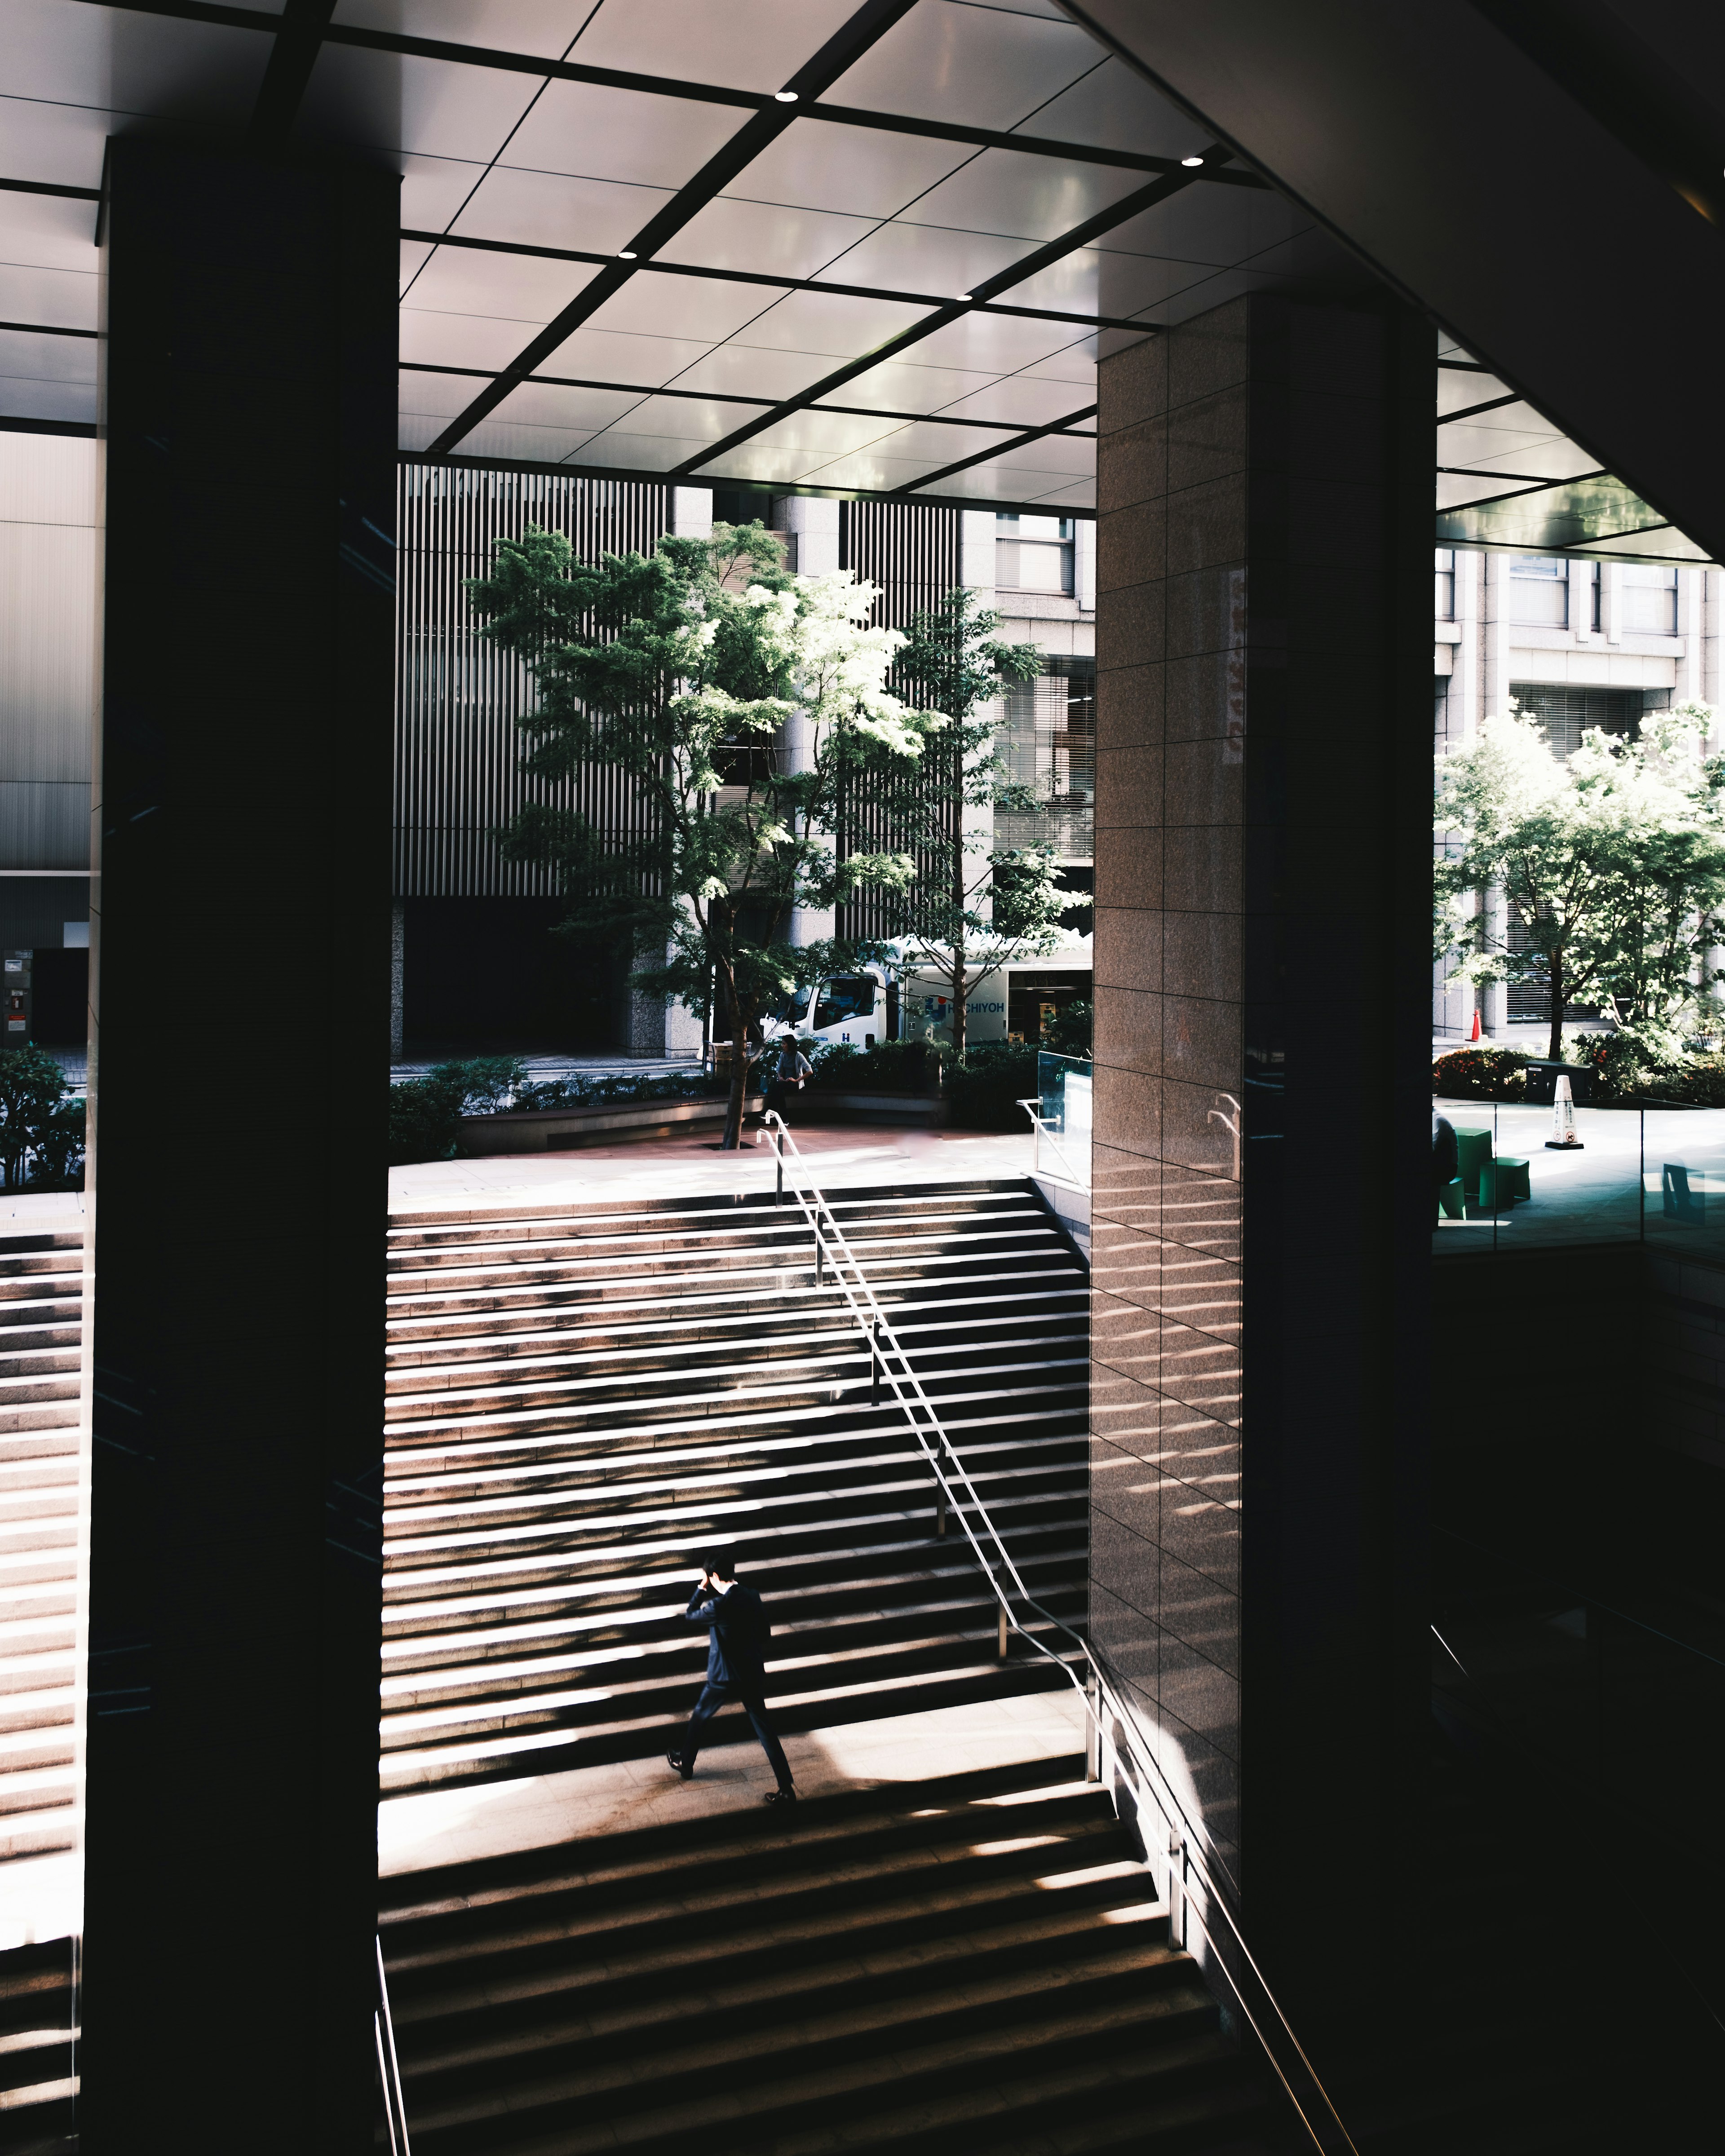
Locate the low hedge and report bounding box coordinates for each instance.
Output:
[388,1057,720,1164]
[1431,1047,1532,1102]
[805,1038,940,1092]
[943,1042,1041,1131]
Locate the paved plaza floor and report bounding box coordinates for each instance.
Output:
[389,1122,1040,1216]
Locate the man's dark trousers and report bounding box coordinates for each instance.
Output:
[681,1684,793,1786]
[680,1578,793,1789]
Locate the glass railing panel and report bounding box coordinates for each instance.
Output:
[1641,1107,1725,1266]
[1433,1094,1499,1255]
[1435,1094,1642,1252]
[1035,1049,1092,1188]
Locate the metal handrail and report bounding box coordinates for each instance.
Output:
[761,1112,1359,2156]
[1016,1096,1088,1188]
[376,1935,411,2156]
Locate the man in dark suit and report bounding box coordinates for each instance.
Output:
[668,1551,796,1805]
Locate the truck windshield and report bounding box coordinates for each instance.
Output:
[813,977,874,1029]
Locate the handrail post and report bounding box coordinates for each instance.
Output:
[1084,1665,1101,1783]
[997,1603,1009,1661]
[870,1318,881,1406]
[1167,1830,1185,1949]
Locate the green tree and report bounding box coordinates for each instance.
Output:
[0,1045,69,1191]
[1435,700,1725,1061]
[469,522,941,1149]
[881,588,1069,1060]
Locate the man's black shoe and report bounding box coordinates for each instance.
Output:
[668,1752,693,1781]
[762,1787,797,1806]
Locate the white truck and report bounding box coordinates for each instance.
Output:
[761,939,1092,1052]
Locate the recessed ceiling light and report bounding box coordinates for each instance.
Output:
[618,250,637,259]
[1181,155,1205,167]
[774,89,798,102]
[955,292,973,301]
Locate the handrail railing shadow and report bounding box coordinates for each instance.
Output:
[376,1934,411,2154]
[762,1110,1358,2155]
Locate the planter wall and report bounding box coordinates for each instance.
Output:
[791,1088,946,1127]
[456,1095,763,1155]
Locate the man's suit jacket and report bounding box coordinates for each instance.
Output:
[684,1581,771,1693]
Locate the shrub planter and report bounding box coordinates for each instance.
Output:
[1524,1060,1595,1107]
[457,1094,762,1154]
[792,1088,947,1127]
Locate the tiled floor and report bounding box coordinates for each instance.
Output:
[390,1123,1041,1215]
[378,1688,1088,1878]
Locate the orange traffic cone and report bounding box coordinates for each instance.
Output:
[1469,1010,1482,1042]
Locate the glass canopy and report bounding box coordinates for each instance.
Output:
[0,0,1712,553]
[0,0,1369,513]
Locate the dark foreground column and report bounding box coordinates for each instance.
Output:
[84,138,396,2148]
[1088,295,1431,2034]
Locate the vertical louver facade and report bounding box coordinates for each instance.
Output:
[394,462,668,899]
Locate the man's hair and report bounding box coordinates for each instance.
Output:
[699,1550,738,1581]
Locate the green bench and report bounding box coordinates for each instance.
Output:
[1478,1157,1530,1212]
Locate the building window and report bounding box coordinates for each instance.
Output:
[1510,682,1668,760]
[1435,547,1455,621]
[1621,562,1678,636]
[1507,554,1569,628]
[997,656,1094,858]
[996,514,1075,595]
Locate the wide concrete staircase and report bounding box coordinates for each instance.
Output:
[0,1229,81,1866]
[0,1224,85,2152]
[380,1180,1090,1794]
[379,1753,1287,2156]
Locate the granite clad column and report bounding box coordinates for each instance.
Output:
[1088,295,1431,2033]
[85,139,396,2147]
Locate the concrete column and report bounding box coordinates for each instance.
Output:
[960,507,996,596]
[85,138,394,2149]
[782,493,840,577]
[1703,566,1723,726]
[1090,296,1429,2034]
[1676,567,1703,705]
[1602,560,1623,645]
[1477,552,1510,1034]
[1440,550,1484,1039]
[1482,548,1513,717]
[777,497,840,946]
[670,485,712,539]
[1074,516,1097,615]
[1569,557,1592,645]
[662,489,712,1048]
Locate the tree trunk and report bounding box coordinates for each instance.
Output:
[722,1012,748,1150]
[1547,947,1565,1064]
[948,943,966,1062]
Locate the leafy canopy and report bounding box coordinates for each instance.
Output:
[467,520,949,1140]
[1435,699,1725,1060]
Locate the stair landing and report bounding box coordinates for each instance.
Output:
[381,1687,1088,1881]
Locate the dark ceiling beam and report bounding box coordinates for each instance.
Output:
[0,178,101,202]
[247,0,336,146]
[398,361,1096,437]
[1059,0,1725,561]
[890,402,1098,494]
[400,448,1095,522]
[426,0,923,457]
[0,320,99,340]
[672,164,1200,479]
[1436,394,1523,424]
[64,0,1266,183]
[401,228,1153,334]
